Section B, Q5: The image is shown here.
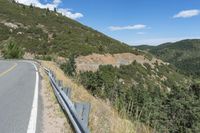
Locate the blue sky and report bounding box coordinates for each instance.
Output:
[17,0,200,45]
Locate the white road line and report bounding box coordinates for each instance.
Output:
[27,62,39,133]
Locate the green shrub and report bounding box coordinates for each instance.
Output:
[35,55,52,61]
[60,54,76,76]
[3,41,24,59]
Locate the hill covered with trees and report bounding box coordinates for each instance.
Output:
[136,39,200,77]
[0,0,135,57]
[60,54,198,132]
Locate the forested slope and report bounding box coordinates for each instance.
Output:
[137,39,200,76]
[0,0,134,57]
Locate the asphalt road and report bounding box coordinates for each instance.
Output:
[0,60,40,133]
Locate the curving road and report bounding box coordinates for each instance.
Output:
[0,60,40,133]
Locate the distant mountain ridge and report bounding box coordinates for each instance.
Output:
[136,39,200,76]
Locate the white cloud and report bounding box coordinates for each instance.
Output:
[57,8,83,20]
[173,9,200,18]
[137,32,146,35]
[109,24,147,31]
[15,0,83,19]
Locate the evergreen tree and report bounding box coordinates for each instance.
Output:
[30,4,33,9]
[61,54,76,76]
[54,7,57,13]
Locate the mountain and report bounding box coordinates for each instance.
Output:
[1,1,199,132]
[135,45,155,51]
[136,39,200,76]
[0,0,134,57]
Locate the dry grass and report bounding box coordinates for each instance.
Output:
[40,60,152,133]
[39,65,73,133]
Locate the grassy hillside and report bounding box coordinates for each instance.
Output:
[136,39,200,76]
[0,0,135,57]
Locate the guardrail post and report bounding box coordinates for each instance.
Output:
[57,80,63,87]
[74,102,91,128]
[49,70,56,80]
[63,87,72,99]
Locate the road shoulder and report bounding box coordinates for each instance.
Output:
[39,65,73,133]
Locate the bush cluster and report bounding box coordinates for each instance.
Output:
[2,41,24,59]
[76,63,199,132]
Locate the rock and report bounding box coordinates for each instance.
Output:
[4,22,18,29]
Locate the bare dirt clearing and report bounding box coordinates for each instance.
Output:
[76,53,165,72]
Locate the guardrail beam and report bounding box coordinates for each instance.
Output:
[46,68,91,133]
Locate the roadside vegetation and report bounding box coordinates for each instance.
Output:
[42,61,141,133]
[60,58,199,132]
[2,41,24,59]
[60,54,76,76]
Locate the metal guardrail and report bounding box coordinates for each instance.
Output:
[44,68,91,133]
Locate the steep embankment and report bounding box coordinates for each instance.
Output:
[72,52,194,133]
[41,61,151,133]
